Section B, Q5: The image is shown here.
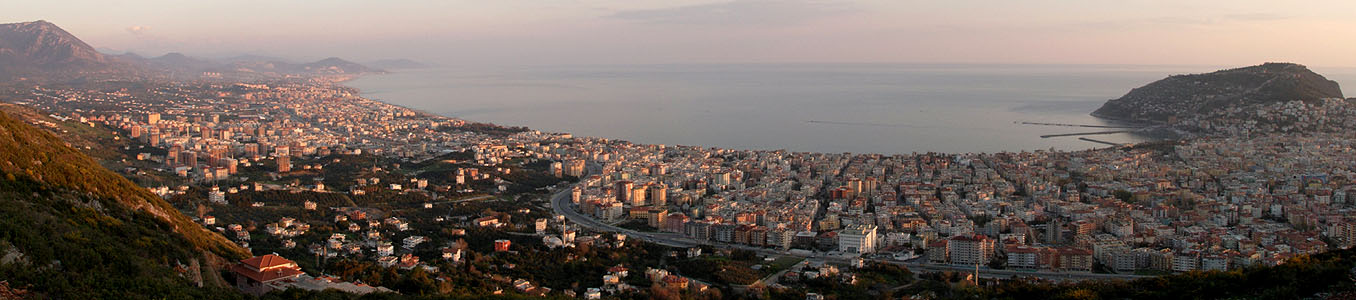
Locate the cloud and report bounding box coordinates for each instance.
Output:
[125,25,149,35]
[1058,13,1291,32]
[606,0,856,25]
[1222,13,1289,22]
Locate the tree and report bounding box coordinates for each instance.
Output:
[1113,190,1134,203]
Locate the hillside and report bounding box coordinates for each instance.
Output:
[0,109,250,297]
[1092,63,1345,123]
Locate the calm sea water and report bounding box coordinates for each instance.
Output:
[348,64,1356,154]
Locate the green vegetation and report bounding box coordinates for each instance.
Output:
[618,219,659,232]
[1113,189,1134,203]
[0,103,185,187]
[771,262,913,300]
[0,170,243,298]
[673,249,786,286]
[0,110,247,259]
[0,110,251,298]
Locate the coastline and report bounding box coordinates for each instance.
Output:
[332,71,482,129]
[339,69,1171,156]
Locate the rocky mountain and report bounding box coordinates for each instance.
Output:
[1093,63,1345,123]
[0,20,110,76]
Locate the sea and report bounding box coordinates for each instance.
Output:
[347,64,1356,154]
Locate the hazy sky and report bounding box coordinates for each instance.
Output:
[6,0,1356,67]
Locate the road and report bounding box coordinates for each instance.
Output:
[895,261,1150,282]
[550,189,696,248]
[548,189,1150,282]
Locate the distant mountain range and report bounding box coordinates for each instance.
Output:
[365,58,431,70]
[0,20,387,81]
[1093,63,1345,123]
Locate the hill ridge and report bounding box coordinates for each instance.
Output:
[0,109,247,259]
[1092,62,1344,123]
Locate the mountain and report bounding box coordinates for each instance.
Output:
[222,54,288,64]
[1092,63,1345,123]
[0,107,250,298]
[151,52,212,67]
[366,58,430,70]
[111,51,147,62]
[148,52,227,76]
[0,20,106,66]
[226,57,384,76]
[0,20,381,80]
[298,57,384,74]
[94,47,123,55]
[0,20,110,76]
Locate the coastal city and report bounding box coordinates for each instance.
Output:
[7,1,1356,299]
[7,72,1356,298]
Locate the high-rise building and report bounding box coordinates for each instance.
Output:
[648,183,668,207]
[277,156,291,173]
[179,151,197,168]
[630,185,648,206]
[564,159,586,177]
[846,177,862,193]
[614,181,633,203]
[1047,219,1063,244]
[224,158,239,174]
[207,145,228,168]
[275,146,292,173]
[838,224,878,254]
[147,113,160,125]
[948,234,995,266]
[549,161,563,177]
[646,208,668,228]
[244,143,260,159]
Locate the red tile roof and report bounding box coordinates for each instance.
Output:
[240,254,295,270]
[232,254,303,283]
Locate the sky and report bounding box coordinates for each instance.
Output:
[5,0,1356,67]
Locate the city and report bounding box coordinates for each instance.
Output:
[5,2,1356,299]
[6,68,1356,298]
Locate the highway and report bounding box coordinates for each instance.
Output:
[550,189,697,248]
[548,189,1151,282]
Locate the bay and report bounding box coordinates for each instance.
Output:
[348,64,1356,154]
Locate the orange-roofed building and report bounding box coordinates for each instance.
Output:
[231,254,305,296]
